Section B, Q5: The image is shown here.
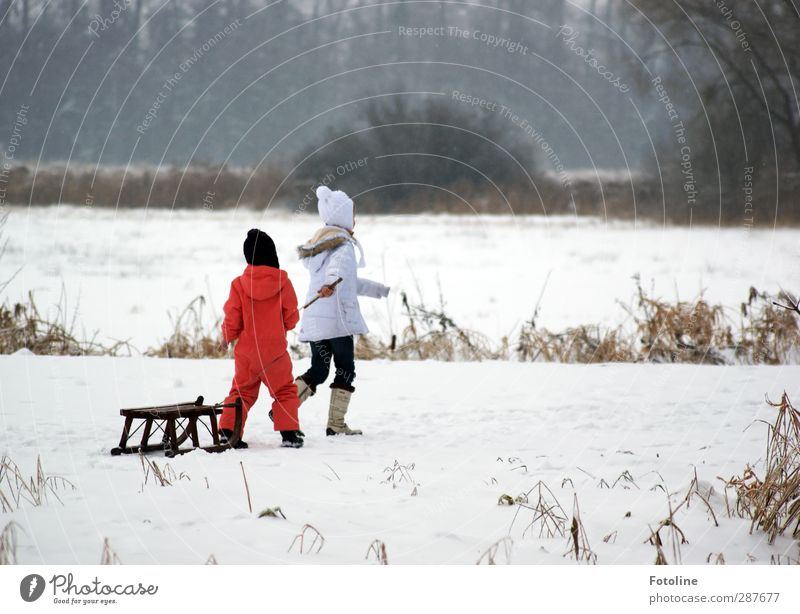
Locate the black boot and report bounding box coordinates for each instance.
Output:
[280,430,304,448]
[219,429,249,449]
[269,410,305,438]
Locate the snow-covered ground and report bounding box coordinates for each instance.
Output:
[3,207,799,564]
[1,354,798,564]
[3,206,799,350]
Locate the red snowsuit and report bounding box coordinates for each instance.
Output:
[220,265,300,435]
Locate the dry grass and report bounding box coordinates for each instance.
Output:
[720,466,761,520]
[100,538,121,565]
[680,470,719,527]
[145,296,225,359]
[602,530,618,544]
[0,455,75,512]
[722,394,800,545]
[736,288,800,364]
[0,209,131,355]
[645,470,725,564]
[356,291,506,362]
[564,495,597,565]
[646,515,688,566]
[770,554,800,565]
[1,227,797,366]
[4,163,288,209]
[365,539,389,565]
[476,537,513,565]
[288,524,325,555]
[625,275,731,365]
[746,393,800,543]
[240,462,252,515]
[0,291,133,356]
[139,455,190,488]
[654,542,669,565]
[9,164,800,225]
[518,323,635,363]
[382,460,416,488]
[509,481,569,539]
[707,552,726,564]
[517,281,799,365]
[0,521,20,565]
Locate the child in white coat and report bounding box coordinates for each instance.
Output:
[295,186,389,435]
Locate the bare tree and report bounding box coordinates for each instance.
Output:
[624,0,800,169]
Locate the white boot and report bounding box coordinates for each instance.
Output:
[295,376,314,405]
[327,387,362,436]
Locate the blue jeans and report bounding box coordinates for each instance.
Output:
[301,336,355,392]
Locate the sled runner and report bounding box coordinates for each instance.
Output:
[110,396,243,457]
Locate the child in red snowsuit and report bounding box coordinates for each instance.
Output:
[219,229,304,448]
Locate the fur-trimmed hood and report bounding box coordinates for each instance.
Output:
[297,226,365,268]
[297,226,350,259]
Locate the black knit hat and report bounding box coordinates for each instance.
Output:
[243,229,279,268]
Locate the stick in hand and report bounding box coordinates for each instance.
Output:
[302,277,343,309]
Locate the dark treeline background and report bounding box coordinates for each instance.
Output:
[0,0,798,224]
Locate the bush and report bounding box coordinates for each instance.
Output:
[294,95,537,212]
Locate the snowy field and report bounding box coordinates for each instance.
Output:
[1,354,799,565]
[2,207,799,565]
[3,205,800,350]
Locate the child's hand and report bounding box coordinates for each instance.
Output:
[219,339,229,352]
[319,285,336,297]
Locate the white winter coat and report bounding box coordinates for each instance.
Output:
[297,229,389,342]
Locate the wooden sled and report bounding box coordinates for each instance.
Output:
[110,396,243,458]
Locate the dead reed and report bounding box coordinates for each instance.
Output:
[382,460,416,487]
[365,540,389,565]
[654,542,669,565]
[707,552,726,564]
[722,394,800,545]
[746,393,800,543]
[288,524,325,555]
[145,296,225,359]
[627,276,731,365]
[681,469,719,527]
[518,324,636,363]
[476,537,513,565]
[644,470,725,564]
[563,495,597,564]
[508,481,569,539]
[240,462,252,514]
[720,466,761,520]
[2,262,797,366]
[100,538,122,565]
[770,554,800,565]
[736,289,800,364]
[356,291,506,362]
[645,503,689,566]
[516,281,799,365]
[5,163,288,209]
[0,291,133,356]
[138,454,189,488]
[0,521,20,565]
[0,455,75,511]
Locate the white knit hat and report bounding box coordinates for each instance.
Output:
[316,186,354,231]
